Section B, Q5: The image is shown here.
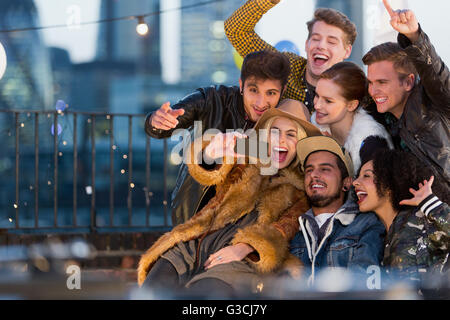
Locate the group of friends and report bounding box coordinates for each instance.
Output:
[137,0,449,298]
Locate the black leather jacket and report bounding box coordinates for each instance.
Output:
[368,28,449,189]
[145,85,255,225]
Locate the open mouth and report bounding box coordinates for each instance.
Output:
[356,190,368,204]
[315,111,328,122]
[313,53,329,67]
[374,97,388,105]
[253,107,267,116]
[309,182,326,191]
[272,146,288,163]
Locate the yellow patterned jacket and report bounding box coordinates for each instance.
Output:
[225,0,309,108]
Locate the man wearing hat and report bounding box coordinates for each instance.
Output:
[138,100,321,296]
[289,136,385,286]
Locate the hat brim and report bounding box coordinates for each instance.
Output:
[254,108,322,137]
[296,136,354,176]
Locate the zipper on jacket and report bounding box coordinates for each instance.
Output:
[301,207,345,286]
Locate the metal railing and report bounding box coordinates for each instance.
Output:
[0,109,174,234]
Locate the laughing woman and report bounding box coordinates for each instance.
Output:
[137,99,322,297]
[353,149,449,288]
[311,62,393,174]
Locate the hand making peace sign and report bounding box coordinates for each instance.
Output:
[382,0,419,42]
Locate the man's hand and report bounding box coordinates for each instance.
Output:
[204,243,255,270]
[270,0,281,4]
[399,176,434,207]
[383,0,419,42]
[149,102,185,131]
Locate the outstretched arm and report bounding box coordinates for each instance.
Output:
[145,90,206,139]
[382,0,450,114]
[225,0,280,58]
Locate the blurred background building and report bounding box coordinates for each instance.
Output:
[0,0,446,232]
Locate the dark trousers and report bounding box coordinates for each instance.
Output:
[143,258,235,298]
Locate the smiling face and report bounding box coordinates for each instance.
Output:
[353,161,390,213]
[239,76,283,122]
[314,78,358,125]
[303,151,350,211]
[305,21,352,84]
[268,117,299,170]
[367,60,414,119]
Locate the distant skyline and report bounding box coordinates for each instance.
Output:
[33,0,449,65]
[34,0,101,63]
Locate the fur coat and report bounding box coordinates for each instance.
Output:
[137,141,309,286]
[311,108,393,174]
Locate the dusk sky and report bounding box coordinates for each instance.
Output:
[34,0,449,65]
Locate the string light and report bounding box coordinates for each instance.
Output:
[0,0,223,34]
[136,16,149,36]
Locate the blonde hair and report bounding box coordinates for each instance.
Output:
[259,116,307,167]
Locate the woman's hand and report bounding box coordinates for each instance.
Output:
[204,243,255,270]
[203,132,247,161]
[399,176,434,207]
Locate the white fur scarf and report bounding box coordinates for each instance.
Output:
[311,108,393,174]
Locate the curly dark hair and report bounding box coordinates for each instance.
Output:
[369,149,449,212]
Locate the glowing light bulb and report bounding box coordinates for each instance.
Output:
[136,17,149,36]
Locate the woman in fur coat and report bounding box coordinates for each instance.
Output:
[311,62,393,175]
[137,99,322,297]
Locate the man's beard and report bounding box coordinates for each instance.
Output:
[307,188,342,208]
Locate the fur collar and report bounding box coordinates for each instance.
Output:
[311,108,393,174]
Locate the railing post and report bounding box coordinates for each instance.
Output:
[53,112,59,227]
[127,116,133,226]
[163,139,168,226]
[73,113,78,226]
[145,136,151,226]
[109,115,114,227]
[15,112,19,229]
[90,115,96,232]
[34,113,39,228]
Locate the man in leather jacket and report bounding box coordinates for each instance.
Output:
[145,50,291,225]
[363,0,449,191]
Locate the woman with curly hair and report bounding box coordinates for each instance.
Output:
[352,149,449,287]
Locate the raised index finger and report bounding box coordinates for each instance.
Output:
[382,0,395,17]
[160,101,171,113]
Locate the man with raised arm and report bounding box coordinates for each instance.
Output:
[145,50,293,225]
[225,0,356,112]
[363,0,450,191]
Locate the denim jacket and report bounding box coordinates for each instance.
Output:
[290,198,386,285]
